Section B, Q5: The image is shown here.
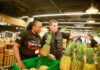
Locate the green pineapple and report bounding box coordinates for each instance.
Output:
[40,33,51,56]
[64,41,75,56]
[60,41,75,70]
[83,48,96,70]
[97,46,100,70]
[85,48,95,64]
[71,42,85,70]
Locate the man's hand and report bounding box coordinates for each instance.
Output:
[48,54,56,59]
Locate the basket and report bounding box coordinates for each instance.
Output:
[12,56,60,70]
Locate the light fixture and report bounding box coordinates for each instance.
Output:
[87,20,95,23]
[86,15,95,23]
[86,6,99,14]
[74,24,84,27]
[86,0,99,14]
[21,16,28,18]
[27,17,34,23]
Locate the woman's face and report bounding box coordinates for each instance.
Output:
[49,22,58,33]
[32,21,42,34]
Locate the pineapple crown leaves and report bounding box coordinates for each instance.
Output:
[45,33,52,45]
[97,47,100,64]
[64,41,75,56]
[75,42,85,61]
[97,46,100,56]
[75,43,85,55]
[85,48,95,64]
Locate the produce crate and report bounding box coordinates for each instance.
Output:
[12,56,60,70]
[3,49,15,67]
[4,54,15,67]
[0,46,5,66]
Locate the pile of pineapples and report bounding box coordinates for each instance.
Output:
[40,32,100,70]
[60,42,99,70]
[83,48,96,70]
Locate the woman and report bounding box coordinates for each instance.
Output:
[13,20,42,69]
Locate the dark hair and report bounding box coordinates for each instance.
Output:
[88,34,93,38]
[26,20,40,30]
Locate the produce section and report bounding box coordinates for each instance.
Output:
[0,0,100,70]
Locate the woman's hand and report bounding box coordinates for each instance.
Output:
[17,61,25,70]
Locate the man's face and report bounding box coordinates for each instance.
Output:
[32,21,42,34]
[50,22,58,33]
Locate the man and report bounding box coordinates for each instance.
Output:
[88,34,98,47]
[75,36,82,43]
[41,20,83,60]
[13,20,42,69]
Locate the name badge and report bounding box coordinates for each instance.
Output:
[35,50,39,54]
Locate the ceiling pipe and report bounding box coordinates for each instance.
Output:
[33,12,100,17]
[49,0,62,13]
[41,21,100,24]
[44,25,94,29]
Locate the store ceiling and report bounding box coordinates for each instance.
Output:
[0,0,100,32]
[0,0,100,17]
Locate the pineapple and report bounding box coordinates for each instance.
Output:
[39,65,48,70]
[75,43,85,61]
[64,41,75,56]
[60,55,71,70]
[71,55,83,70]
[60,41,75,70]
[83,63,96,70]
[30,68,37,70]
[97,46,100,70]
[71,42,85,70]
[83,48,96,70]
[40,33,51,56]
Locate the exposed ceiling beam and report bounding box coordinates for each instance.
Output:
[33,12,100,17]
[45,26,93,28]
[41,22,100,24]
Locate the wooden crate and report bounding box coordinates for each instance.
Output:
[3,50,15,67]
[0,47,5,66]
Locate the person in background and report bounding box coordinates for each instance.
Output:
[13,20,42,70]
[88,34,98,48]
[41,20,84,60]
[75,36,82,43]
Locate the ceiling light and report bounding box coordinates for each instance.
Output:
[87,20,95,23]
[87,15,95,23]
[21,16,28,18]
[74,24,84,27]
[85,0,99,14]
[86,6,99,14]
[27,18,34,23]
